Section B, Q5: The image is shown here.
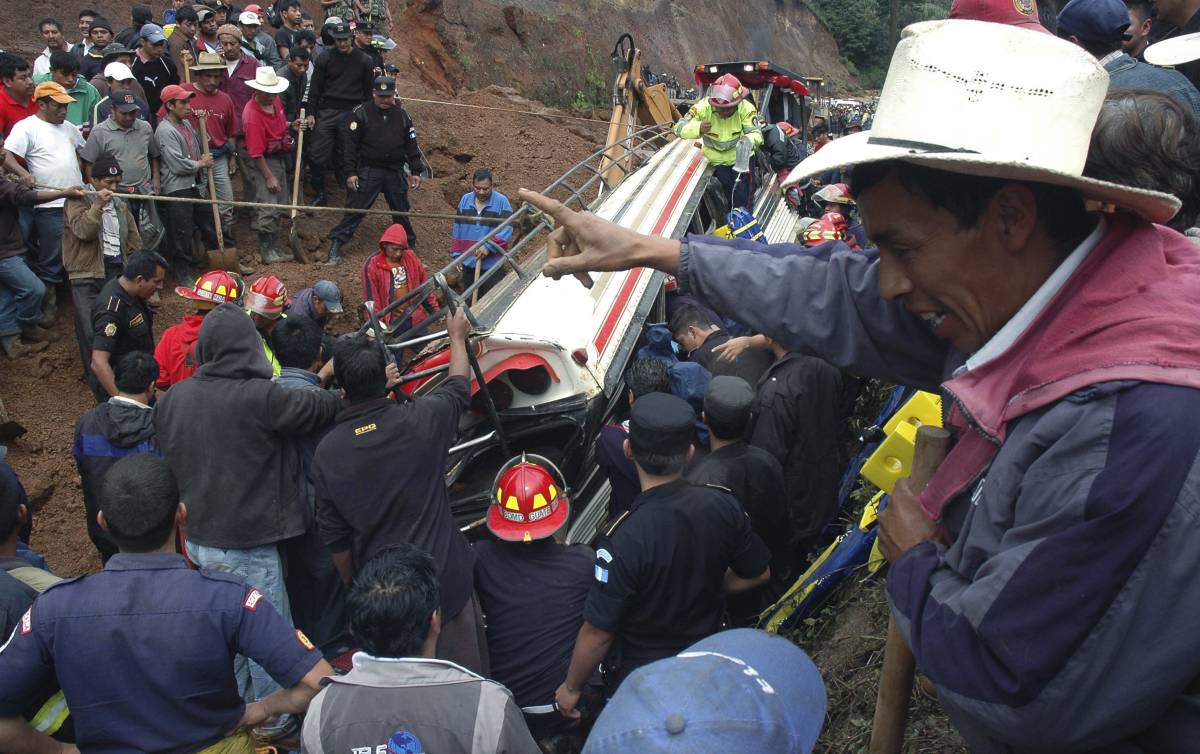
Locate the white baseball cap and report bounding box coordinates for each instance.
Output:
[239,10,261,25]
[103,62,134,81]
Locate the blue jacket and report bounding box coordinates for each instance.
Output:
[1104,52,1200,115]
[451,190,513,269]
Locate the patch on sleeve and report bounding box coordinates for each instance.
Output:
[296,629,314,650]
[104,322,118,337]
[594,564,609,583]
[19,607,32,635]
[596,548,613,564]
[244,588,263,611]
[349,119,358,131]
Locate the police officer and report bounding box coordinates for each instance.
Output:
[324,75,425,266]
[307,19,374,207]
[88,250,167,403]
[0,454,332,753]
[554,393,772,717]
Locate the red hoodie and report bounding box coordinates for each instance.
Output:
[921,218,1200,520]
[154,313,206,389]
[362,224,440,329]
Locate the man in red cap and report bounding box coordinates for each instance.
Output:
[154,83,217,282]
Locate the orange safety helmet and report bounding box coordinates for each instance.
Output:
[709,73,748,107]
[803,211,849,246]
[487,453,570,543]
[175,269,241,307]
[811,182,856,212]
[244,274,290,318]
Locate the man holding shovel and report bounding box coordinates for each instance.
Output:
[154,84,217,282]
[242,66,293,264]
[172,51,239,245]
[528,20,1200,753]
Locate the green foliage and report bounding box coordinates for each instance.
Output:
[806,0,951,87]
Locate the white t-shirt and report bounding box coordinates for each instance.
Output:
[100,203,122,258]
[5,115,85,208]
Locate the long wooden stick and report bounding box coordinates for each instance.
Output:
[869,425,951,754]
[287,107,311,262]
[196,115,225,252]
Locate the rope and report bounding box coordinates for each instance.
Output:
[399,95,611,126]
[36,185,510,224]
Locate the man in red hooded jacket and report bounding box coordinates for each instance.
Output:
[154,269,241,389]
[361,223,439,334]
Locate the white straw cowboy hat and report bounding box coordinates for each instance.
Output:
[783,20,1180,224]
[1144,31,1200,67]
[245,66,289,94]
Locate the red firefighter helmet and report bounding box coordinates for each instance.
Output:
[709,73,748,107]
[175,269,241,307]
[811,182,856,212]
[803,212,849,246]
[487,453,570,543]
[245,274,290,318]
[775,121,799,138]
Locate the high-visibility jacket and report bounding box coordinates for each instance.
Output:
[673,98,764,166]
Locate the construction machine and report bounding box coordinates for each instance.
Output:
[599,34,681,191]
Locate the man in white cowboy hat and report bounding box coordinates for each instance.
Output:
[673,72,762,210]
[522,19,1200,752]
[242,66,293,264]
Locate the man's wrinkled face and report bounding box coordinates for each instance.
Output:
[288,58,307,78]
[51,68,78,90]
[42,23,65,49]
[3,69,34,99]
[382,241,406,262]
[40,99,68,124]
[473,179,492,204]
[196,71,222,94]
[859,171,1021,355]
[91,175,121,191]
[220,36,242,60]
[301,17,315,31]
[90,27,112,46]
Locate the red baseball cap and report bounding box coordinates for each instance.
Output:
[160,84,195,103]
[243,4,264,13]
[950,0,1051,34]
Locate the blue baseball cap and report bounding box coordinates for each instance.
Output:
[582,629,827,754]
[313,280,343,313]
[1057,0,1133,43]
[139,23,167,44]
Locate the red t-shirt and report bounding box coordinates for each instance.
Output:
[242,97,290,159]
[155,85,240,149]
[154,313,205,389]
[0,87,37,138]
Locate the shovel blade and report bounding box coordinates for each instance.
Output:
[207,246,240,271]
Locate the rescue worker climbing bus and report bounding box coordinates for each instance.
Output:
[672,73,762,209]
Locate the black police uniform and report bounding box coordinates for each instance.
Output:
[88,276,156,401]
[328,77,426,246]
[583,478,771,687]
[0,552,322,752]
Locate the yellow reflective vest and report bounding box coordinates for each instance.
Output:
[673,98,764,166]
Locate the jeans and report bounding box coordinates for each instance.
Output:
[0,255,47,337]
[22,207,66,286]
[209,155,236,239]
[188,542,291,701]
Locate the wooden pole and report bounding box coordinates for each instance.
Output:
[869,425,951,754]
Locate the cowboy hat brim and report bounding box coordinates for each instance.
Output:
[245,80,289,94]
[1144,31,1200,66]
[783,130,1180,225]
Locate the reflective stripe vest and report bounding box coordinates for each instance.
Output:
[673,98,764,166]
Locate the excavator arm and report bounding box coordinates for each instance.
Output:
[600,34,681,191]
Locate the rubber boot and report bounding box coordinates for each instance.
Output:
[41,286,57,324]
[20,323,59,343]
[325,238,343,267]
[258,232,280,264]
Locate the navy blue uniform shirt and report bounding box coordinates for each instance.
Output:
[0,552,321,753]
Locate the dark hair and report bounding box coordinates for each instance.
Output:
[114,351,160,393]
[294,29,316,46]
[1086,88,1200,231]
[271,315,323,368]
[1037,0,1058,34]
[175,6,199,23]
[131,4,153,24]
[301,11,313,19]
[705,407,750,441]
[333,334,387,402]
[0,469,22,544]
[1125,0,1157,22]
[849,160,1093,250]
[0,54,31,81]
[812,123,829,137]
[49,50,80,74]
[79,8,99,19]
[668,303,717,337]
[40,17,64,32]
[472,167,493,184]
[99,454,179,552]
[347,544,440,658]
[288,46,311,61]
[122,250,168,281]
[625,357,671,399]
[631,446,688,476]
[278,0,301,9]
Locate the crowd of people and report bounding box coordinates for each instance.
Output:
[1,0,1200,752]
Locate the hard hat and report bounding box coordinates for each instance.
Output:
[776,121,798,138]
[812,182,856,211]
[803,211,848,246]
[709,73,748,107]
[245,274,290,318]
[487,453,570,543]
[175,269,241,308]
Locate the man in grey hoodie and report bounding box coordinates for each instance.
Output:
[154,302,340,740]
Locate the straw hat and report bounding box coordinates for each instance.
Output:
[783,20,1180,224]
[1144,31,1200,66]
[245,66,289,94]
[189,51,226,72]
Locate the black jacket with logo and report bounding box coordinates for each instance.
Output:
[341,100,425,177]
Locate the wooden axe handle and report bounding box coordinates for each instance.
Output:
[869,425,951,754]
